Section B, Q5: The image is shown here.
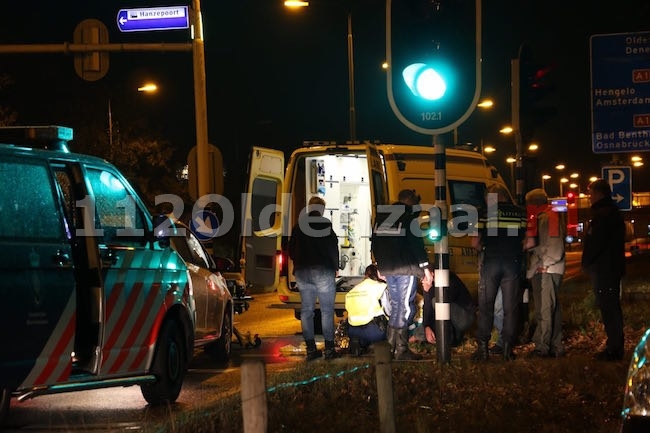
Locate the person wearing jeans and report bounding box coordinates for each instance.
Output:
[289,196,340,361]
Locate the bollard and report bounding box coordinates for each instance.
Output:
[241,360,267,433]
[374,341,396,433]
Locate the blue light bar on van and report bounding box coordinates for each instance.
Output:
[0,125,73,152]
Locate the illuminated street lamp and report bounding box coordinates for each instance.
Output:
[483,144,496,154]
[284,0,356,141]
[560,177,569,197]
[507,156,516,190]
[108,82,158,157]
[541,174,551,190]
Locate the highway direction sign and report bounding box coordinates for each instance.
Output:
[602,166,632,211]
[117,6,189,33]
[590,32,650,153]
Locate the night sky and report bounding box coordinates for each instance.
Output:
[1,0,650,197]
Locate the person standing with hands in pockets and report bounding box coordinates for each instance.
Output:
[289,196,341,361]
[582,179,626,361]
[372,189,433,360]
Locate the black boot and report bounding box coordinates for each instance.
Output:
[471,340,489,362]
[324,340,341,360]
[394,328,422,360]
[503,342,516,361]
[349,337,362,357]
[305,339,322,361]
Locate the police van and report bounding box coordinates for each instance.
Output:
[0,126,196,422]
[242,142,511,326]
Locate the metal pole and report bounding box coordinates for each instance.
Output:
[511,56,524,206]
[192,0,211,200]
[107,99,113,161]
[347,11,356,142]
[433,133,451,364]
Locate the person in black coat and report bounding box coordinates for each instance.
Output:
[289,196,340,361]
[421,271,476,347]
[581,178,626,361]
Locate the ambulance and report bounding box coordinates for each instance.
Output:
[0,126,195,423]
[242,141,512,327]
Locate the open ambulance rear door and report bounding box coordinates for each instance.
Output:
[242,147,285,293]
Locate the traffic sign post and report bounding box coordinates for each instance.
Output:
[117,6,190,33]
[602,166,632,211]
[190,210,221,242]
[590,32,650,153]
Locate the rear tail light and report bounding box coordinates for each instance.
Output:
[278,249,289,276]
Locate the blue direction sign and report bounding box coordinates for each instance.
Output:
[117,6,189,33]
[602,166,632,211]
[590,32,650,153]
[190,210,221,242]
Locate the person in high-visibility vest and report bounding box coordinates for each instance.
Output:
[345,265,391,356]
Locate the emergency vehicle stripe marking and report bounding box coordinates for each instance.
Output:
[103,282,145,373]
[109,283,160,373]
[20,295,76,388]
[110,253,166,372]
[129,286,171,371]
[35,311,75,385]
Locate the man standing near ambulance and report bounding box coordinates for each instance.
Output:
[372,189,433,360]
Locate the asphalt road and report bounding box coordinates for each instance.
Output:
[2,254,588,432]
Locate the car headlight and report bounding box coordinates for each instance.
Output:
[622,328,650,418]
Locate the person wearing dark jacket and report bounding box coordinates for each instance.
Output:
[421,271,476,347]
[371,189,433,360]
[581,179,626,361]
[288,196,340,361]
[471,184,527,361]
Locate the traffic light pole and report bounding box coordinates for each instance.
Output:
[432,134,452,364]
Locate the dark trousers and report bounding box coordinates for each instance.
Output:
[476,255,522,346]
[594,285,624,354]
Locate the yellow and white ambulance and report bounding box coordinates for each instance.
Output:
[242,142,512,327]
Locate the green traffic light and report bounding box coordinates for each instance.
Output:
[402,63,446,101]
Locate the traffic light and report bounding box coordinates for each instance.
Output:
[386,0,479,134]
[519,47,558,142]
[402,63,447,101]
[566,191,578,239]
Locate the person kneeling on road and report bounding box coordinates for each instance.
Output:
[421,271,476,347]
[345,265,390,356]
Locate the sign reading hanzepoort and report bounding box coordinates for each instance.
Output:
[590,32,650,153]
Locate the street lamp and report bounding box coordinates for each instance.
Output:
[108,83,158,159]
[560,177,569,197]
[284,0,356,142]
[541,174,551,190]
[507,156,516,191]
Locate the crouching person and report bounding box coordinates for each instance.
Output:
[346,265,391,356]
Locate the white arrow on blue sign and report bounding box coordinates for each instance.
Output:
[602,166,632,211]
[117,6,189,33]
[190,210,221,242]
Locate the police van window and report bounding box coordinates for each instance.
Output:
[85,167,146,246]
[251,177,278,231]
[449,180,486,233]
[0,158,63,240]
[449,180,486,209]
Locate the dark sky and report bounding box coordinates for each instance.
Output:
[1,0,650,196]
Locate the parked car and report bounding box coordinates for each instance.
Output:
[620,327,650,432]
[170,221,234,363]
